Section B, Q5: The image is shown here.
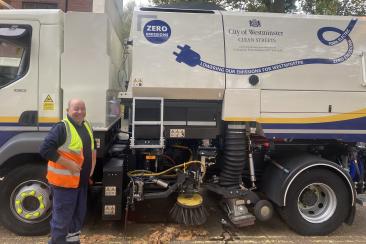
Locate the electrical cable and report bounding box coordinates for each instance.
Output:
[171,145,193,161]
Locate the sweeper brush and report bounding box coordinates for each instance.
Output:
[169,193,208,225]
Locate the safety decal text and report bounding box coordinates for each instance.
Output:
[43,94,55,111]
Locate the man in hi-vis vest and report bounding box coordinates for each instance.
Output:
[40,99,96,244]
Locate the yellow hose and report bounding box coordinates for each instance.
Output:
[127,160,203,177]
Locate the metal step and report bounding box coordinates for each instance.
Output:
[131,97,164,149]
[356,194,366,206]
[133,121,162,125]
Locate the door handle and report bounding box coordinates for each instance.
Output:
[361,52,366,87]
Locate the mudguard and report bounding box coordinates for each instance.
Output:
[260,153,356,208]
[0,132,48,167]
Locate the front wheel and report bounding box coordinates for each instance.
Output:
[279,168,351,235]
[0,164,52,236]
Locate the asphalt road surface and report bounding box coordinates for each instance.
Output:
[1,197,365,244]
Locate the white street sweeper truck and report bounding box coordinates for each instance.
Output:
[0,6,365,236]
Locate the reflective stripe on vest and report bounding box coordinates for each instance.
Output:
[48,164,80,176]
[47,118,94,188]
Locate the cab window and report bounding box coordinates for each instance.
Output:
[0,25,31,89]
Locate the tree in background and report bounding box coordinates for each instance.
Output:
[150,0,366,15]
[300,0,366,16]
[151,0,296,13]
[224,0,296,13]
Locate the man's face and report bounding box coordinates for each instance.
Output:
[67,100,86,125]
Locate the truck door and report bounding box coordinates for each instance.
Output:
[0,21,39,131]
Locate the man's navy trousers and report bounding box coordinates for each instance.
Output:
[49,185,88,244]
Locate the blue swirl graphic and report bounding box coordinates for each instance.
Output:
[173,19,358,74]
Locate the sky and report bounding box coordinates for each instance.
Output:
[123,0,151,7]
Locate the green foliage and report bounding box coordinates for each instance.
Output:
[300,0,366,16]
[151,0,296,13]
[300,0,340,15]
[150,0,366,15]
[152,0,221,5]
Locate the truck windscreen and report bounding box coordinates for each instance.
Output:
[0,25,31,89]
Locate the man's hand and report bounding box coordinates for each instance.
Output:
[67,162,82,175]
[57,157,81,175]
[90,150,97,176]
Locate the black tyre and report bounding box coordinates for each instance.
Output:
[0,164,52,236]
[279,168,351,235]
[254,199,273,222]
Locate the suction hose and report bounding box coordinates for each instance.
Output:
[219,124,248,187]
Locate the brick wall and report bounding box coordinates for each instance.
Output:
[67,0,93,11]
[0,0,13,9]
[5,0,93,12]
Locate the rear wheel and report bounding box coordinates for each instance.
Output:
[279,168,351,235]
[0,164,52,236]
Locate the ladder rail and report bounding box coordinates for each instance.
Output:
[131,98,136,147]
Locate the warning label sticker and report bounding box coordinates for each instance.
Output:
[43,94,55,111]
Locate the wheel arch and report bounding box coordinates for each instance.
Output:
[283,164,355,207]
[0,132,48,175]
[261,153,355,208]
[0,153,47,176]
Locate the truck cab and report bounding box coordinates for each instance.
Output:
[0,9,123,235]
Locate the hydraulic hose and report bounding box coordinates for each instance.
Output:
[127,160,203,177]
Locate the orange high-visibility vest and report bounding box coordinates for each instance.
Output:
[47,118,94,188]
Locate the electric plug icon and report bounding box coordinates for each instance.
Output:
[173,45,201,67]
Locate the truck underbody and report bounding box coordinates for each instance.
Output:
[95,98,362,236]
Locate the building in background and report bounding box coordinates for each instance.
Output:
[0,0,124,44]
[0,0,93,11]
